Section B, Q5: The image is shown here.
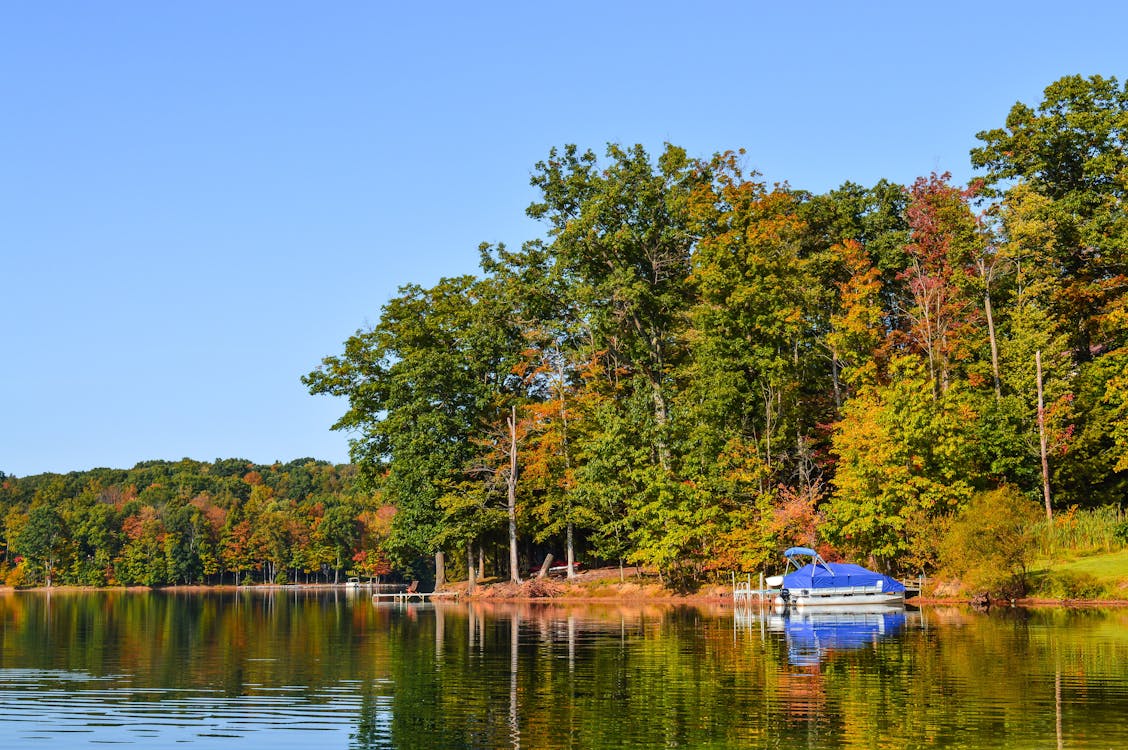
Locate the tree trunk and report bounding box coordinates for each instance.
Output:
[478,545,485,581]
[537,553,554,579]
[762,383,778,472]
[985,290,1002,400]
[507,406,521,584]
[556,362,577,580]
[630,317,671,472]
[1036,350,1053,520]
[830,350,843,410]
[467,545,476,594]
[650,377,672,471]
[566,522,576,579]
[434,550,446,590]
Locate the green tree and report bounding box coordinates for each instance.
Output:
[162,499,204,584]
[570,390,644,577]
[799,180,910,334]
[67,500,120,585]
[1105,349,1128,472]
[825,356,978,570]
[527,143,704,471]
[14,505,66,586]
[1054,352,1128,508]
[305,274,524,585]
[972,74,1128,361]
[117,506,168,586]
[315,501,359,584]
[683,156,813,486]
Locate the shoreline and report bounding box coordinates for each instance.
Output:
[3,582,1126,608]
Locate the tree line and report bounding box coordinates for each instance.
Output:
[0,458,391,587]
[3,75,1124,591]
[306,74,1128,587]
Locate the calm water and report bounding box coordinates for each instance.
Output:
[1,591,1127,749]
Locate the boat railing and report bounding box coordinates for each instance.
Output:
[733,571,916,604]
[795,584,885,596]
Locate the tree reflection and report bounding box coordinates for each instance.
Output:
[1,593,1127,749]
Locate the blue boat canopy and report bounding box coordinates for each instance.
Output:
[782,563,905,592]
[779,546,904,592]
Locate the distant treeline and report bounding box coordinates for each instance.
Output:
[304,74,1128,587]
[0,459,391,587]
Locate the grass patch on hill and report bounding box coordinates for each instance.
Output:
[1027,548,1128,600]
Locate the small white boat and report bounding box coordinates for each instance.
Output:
[769,547,905,607]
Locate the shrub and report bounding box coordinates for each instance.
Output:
[939,485,1041,597]
[1033,571,1108,600]
[5,562,28,588]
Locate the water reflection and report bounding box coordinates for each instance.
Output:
[772,606,909,666]
[1,591,1127,748]
[0,667,379,747]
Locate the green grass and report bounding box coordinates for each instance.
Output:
[1044,548,1128,581]
[1028,548,1128,599]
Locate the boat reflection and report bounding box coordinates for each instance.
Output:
[736,603,914,667]
[771,605,909,666]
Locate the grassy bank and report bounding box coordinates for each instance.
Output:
[1024,548,1128,600]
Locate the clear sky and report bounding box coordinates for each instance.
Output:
[2,1,1125,477]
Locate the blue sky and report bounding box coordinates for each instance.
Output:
[2,2,1125,476]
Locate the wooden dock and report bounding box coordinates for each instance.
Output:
[900,577,924,599]
[372,591,460,603]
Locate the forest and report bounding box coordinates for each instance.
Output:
[0,459,384,587]
[303,74,1128,589]
[3,75,1126,590]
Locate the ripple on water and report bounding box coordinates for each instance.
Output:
[0,669,382,748]
[3,596,1128,749]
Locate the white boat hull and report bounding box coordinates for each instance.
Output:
[773,587,905,607]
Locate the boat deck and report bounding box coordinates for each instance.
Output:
[734,576,923,606]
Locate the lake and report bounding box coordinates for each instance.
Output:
[1,590,1126,748]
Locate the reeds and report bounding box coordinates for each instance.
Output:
[1032,505,1126,558]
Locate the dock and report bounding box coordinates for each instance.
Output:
[372,590,460,603]
[732,572,774,605]
[900,577,924,599]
